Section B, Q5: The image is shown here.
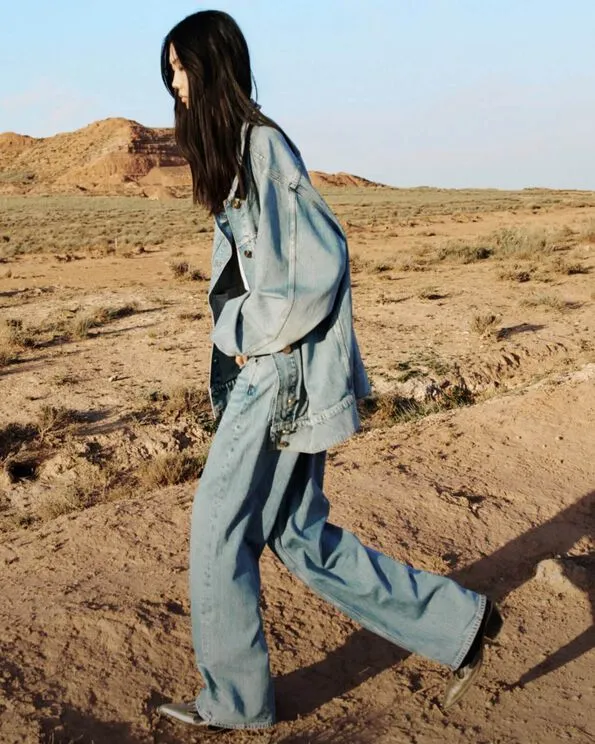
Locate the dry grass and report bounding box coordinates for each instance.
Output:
[521,294,577,312]
[0,196,213,257]
[369,260,395,273]
[36,461,124,520]
[0,304,141,350]
[551,257,590,276]
[138,450,207,489]
[471,313,500,338]
[349,254,397,275]
[498,265,533,283]
[359,383,474,426]
[436,226,571,266]
[3,189,595,259]
[349,254,366,274]
[170,261,208,281]
[417,287,444,300]
[178,311,204,322]
[189,267,208,281]
[170,260,190,278]
[579,220,595,243]
[37,405,85,441]
[139,385,215,432]
[72,303,139,338]
[437,242,493,264]
[0,318,37,365]
[399,260,431,272]
[163,386,212,422]
[490,227,551,258]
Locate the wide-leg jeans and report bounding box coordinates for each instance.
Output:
[190,355,485,729]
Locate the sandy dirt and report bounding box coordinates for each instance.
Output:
[1,186,594,744]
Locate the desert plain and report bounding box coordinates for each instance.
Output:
[0,119,594,743]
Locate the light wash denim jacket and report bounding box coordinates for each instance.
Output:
[208,124,370,452]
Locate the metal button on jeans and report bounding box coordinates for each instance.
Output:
[232,197,242,209]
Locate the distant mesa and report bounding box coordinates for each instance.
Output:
[309,171,387,189]
[0,118,386,198]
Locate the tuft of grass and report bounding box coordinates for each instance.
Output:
[399,260,430,272]
[73,316,94,339]
[396,367,423,382]
[37,405,84,440]
[178,311,204,321]
[418,287,444,300]
[580,220,595,243]
[349,254,366,274]
[551,257,590,275]
[521,294,577,312]
[359,383,474,426]
[189,268,208,281]
[35,459,132,522]
[138,451,207,489]
[438,226,567,266]
[170,260,189,278]
[369,260,395,273]
[490,227,550,258]
[378,293,409,305]
[71,303,138,338]
[0,345,14,367]
[170,260,208,281]
[438,243,493,263]
[0,318,38,365]
[36,488,86,521]
[139,386,215,432]
[2,318,36,347]
[498,266,532,283]
[471,313,500,338]
[164,386,213,426]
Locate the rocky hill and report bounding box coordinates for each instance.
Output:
[0,118,386,199]
[0,118,190,199]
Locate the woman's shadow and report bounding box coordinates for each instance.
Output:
[275,489,594,720]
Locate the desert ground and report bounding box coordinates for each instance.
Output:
[1,165,594,742]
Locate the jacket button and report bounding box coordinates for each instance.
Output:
[244,249,253,258]
[232,198,242,209]
[278,441,290,448]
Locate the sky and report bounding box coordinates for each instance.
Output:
[1,0,595,189]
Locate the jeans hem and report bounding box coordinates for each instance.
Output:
[450,593,487,670]
[195,706,275,730]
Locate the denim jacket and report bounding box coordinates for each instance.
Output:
[208,124,370,453]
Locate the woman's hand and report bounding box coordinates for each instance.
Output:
[235,354,249,367]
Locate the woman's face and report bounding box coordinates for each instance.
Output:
[169,44,189,108]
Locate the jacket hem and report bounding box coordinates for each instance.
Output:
[273,395,360,453]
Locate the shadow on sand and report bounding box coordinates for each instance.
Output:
[275,489,594,721]
[33,491,594,743]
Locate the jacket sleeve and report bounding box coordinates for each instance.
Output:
[211,135,347,357]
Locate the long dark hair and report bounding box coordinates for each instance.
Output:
[161,10,278,214]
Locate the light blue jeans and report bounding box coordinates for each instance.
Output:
[190,355,485,730]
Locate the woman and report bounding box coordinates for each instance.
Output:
[157,10,502,734]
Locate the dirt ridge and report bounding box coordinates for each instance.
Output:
[0,119,387,199]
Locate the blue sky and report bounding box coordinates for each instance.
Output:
[1,1,595,189]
